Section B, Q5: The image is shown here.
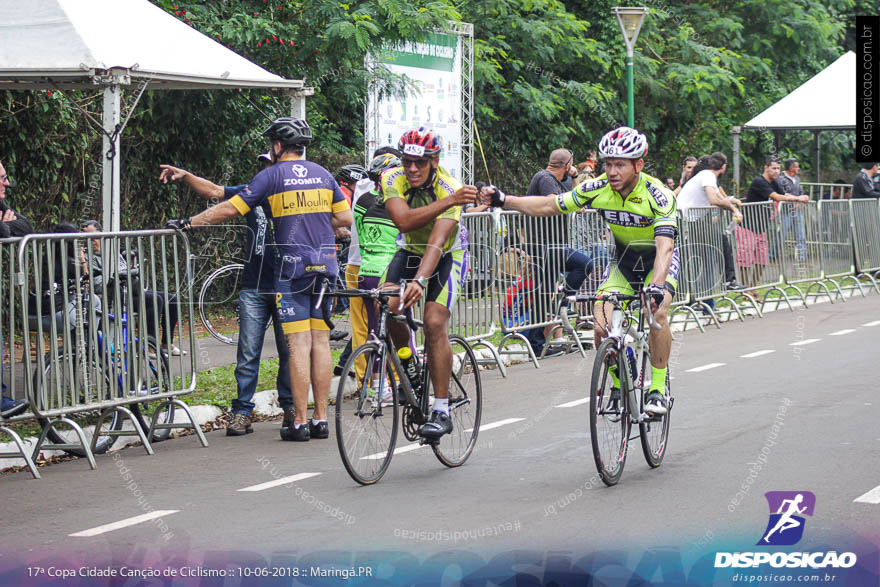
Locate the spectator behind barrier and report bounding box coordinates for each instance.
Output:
[673,156,698,196]
[823,179,848,200]
[0,158,32,417]
[852,163,880,199]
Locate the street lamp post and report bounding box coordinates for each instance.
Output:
[612,6,649,128]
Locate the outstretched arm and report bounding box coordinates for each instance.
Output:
[159,165,224,200]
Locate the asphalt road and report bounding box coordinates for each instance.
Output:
[1,295,878,583]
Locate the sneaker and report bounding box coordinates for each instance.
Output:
[418,410,453,440]
[1,396,29,418]
[226,412,253,436]
[280,408,295,433]
[366,383,394,405]
[333,365,344,376]
[644,391,668,416]
[543,345,567,358]
[724,280,747,291]
[330,330,349,341]
[308,419,329,439]
[281,422,310,442]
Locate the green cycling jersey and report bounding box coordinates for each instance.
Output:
[555,172,678,255]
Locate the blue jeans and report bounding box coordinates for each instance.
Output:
[781,210,806,261]
[232,289,293,414]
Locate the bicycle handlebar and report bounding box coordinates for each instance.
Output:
[565,291,663,331]
[317,280,421,332]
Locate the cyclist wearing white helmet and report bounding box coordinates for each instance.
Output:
[480,126,678,415]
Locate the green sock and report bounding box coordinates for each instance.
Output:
[650,366,667,394]
[609,364,620,388]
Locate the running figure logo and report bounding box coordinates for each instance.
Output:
[758,491,816,546]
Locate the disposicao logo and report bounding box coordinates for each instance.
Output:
[758,490,815,546]
[714,491,857,570]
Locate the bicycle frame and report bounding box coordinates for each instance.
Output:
[605,302,652,424]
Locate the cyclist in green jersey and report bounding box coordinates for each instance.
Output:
[480,127,678,415]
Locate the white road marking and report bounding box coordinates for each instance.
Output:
[789,339,820,346]
[556,398,590,408]
[863,320,880,327]
[70,511,180,537]
[741,350,775,358]
[361,418,525,460]
[237,472,321,492]
[686,363,726,373]
[854,485,880,504]
[829,329,856,336]
[467,418,525,432]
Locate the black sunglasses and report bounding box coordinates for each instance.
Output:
[402,158,432,169]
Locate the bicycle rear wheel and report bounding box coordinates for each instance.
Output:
[431,335,482,467]
[589,338,630,486]
[199,264,246,345]
[640,369,671,468]
[335,343,399,485]
[131,339,174,442]
[37,353,122,456]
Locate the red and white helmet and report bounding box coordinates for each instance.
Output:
[398,127,442,158]
[598,126,648,159]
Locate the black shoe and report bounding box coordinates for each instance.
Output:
[281,422,310,442]
[724,280,747,291]
[644,391,668,416]
[227,413,253,436]
[1,396,29,418]
[330,330,349,341]
[418,410,453,440]
[308,419,329,439]
[543,345,567,358]
[333,365,343,376]
[280,407,295,439]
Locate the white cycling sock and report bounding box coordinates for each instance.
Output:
[311,418,327,424]
[433,398,449,414]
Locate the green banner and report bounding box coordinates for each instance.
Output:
[380,33,457,72]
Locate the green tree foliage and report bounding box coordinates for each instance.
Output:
[0,0,860,231]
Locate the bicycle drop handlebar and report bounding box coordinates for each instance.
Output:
[563,291,663,331]
[316,279,421,331]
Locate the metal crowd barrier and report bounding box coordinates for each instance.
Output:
[802,182,853,201]
[777,201,841,304]
[818,200,864,297]
[15,229,204,471]
[450,211,505,374]
[1,237,41,478]
[494,211,581,367]
[727,201,795,312]
[671,207,748,332]
[567,210,613,340]
[850,198,880,293]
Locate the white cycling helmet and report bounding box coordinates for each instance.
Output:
[598,126,648,159]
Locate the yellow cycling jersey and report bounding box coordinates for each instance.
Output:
[382,166,464,254]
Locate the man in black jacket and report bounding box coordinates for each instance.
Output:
[852,163,880,199]
[0,160,34,238]
[0,159,32,417]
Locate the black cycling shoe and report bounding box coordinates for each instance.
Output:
[308,419,329,439]
[281,422,310,442]
[418,410,453,440]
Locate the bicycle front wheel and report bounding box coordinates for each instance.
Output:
[199,264,244,345]
[335,343,399,485]
[431,335,482,468]
[589,338,630,486]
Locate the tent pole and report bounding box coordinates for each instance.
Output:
[732,126,742,197]
[814,131,821,186]
[102,85,121,232]
[289,87,315,120]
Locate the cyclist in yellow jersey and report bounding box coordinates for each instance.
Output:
[479,127,677,415]
[382,127,478,440]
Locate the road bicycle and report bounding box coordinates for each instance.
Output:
[320,280,482,485]
[199,263,266,345]
[561,289,673,486]
[35,269,174,456]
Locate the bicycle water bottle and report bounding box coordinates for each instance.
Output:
[398,347,423,395]
[626,346,638,383]
[725,216,741,235]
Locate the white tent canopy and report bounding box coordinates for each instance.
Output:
[0,0,307,229]
[743,52,855,131]
[732,52,855,190]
